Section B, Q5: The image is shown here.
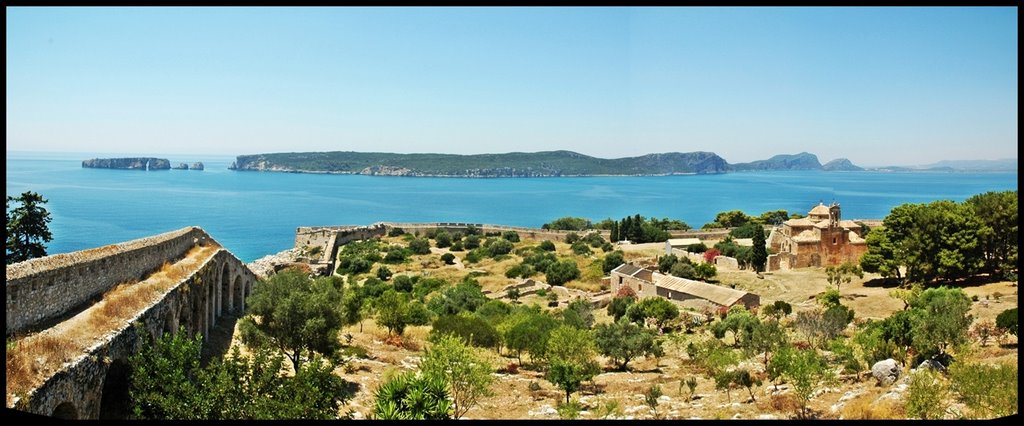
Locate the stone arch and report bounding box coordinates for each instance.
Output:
[99,359,131,419]
[52,402,78,419]
[207,276,215,335]
[164,308,179,336]
[220,264,232,316]
[232,273,244,315]
[242,280,253,312]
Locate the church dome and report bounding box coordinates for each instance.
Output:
[809,203,830,217]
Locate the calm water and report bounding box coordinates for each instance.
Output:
[5,151,1018,263]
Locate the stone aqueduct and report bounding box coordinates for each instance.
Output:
[5,227,256,419]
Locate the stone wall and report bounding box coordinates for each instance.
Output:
[714,255,740,270]
[9,246,257,419]
[6,227,210,336]
[609,271,657,299]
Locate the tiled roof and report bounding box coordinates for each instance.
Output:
[611,263,642,276]
[654,273,751,307]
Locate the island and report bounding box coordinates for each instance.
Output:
[82,157,171,170]
[228,150,851,177]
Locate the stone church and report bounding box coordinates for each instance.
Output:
[766,202,868,270]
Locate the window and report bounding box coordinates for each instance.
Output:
[832,237,837,245]
[668,292,673,299]
[638,284,642,291]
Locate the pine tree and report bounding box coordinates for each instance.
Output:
[6,191,54,264]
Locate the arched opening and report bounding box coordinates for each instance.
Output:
[232,274,243,315]
[207,278,215,333]
[243,281,252,312]
[99,359,130,419]
[52,402,77,419]
[220,265,232,316]
[164,309,178,336]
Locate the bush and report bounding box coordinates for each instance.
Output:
[995,307,1017,336]
[409,238,432,255]
[670,262,697,279]
[486,239,515,257]
[686,243,708,253]
[570,241,592,256]
[450,241,464,252]
[464,234,481,249]
[582,232,605,247]
[501,231,521,242]
[377,265,393,281]
[948,361,1018,419]
[388,227,406,237]
[546,260,581,286]
[505,263,535,279]
[430,314,500,348]
[383,248,410,264]
[602,251,625,274]
[543,217,591,231]
[904,369,950,420]
[441,253,456,265]
[463,248,486,264]
[393,275,416,292]
[434,231,453,248]
[337,255,373,275]
[539,240,556,251]
[565,232,580,244]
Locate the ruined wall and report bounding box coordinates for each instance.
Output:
[714,255,740,270]
[10,247,257,419]
[6,227,210,336]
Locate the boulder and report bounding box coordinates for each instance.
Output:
[917,353,953,373]
[191,162,204,170]
[872,359,901,386]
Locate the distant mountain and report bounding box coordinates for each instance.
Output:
[922,159,1017,172]
[729,152,822,171]
[864,158,1017,173]
[821,158,864,171]
[230,150,730,177]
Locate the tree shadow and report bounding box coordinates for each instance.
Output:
[931,274,1010,288]
[862,277,901,288]
[200,313,240,364]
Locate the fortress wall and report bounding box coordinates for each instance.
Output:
[384,222,610,243]
[14,248,257,418]
[5,227,211,336]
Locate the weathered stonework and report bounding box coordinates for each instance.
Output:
[766,203,868,271]
[6,228,256,419]
[6,227,211,336]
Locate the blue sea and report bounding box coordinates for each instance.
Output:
[5,151,1018,263]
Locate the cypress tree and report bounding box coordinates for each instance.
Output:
[752,225,768,272]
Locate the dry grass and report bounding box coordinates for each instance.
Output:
[840,392,905,420]
[5,244,219,400]
[5,333,78,402]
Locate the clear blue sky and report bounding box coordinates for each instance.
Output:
[6,7,1018,166]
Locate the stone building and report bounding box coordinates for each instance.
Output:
[766,202,867,270]
[609,264,759,310]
